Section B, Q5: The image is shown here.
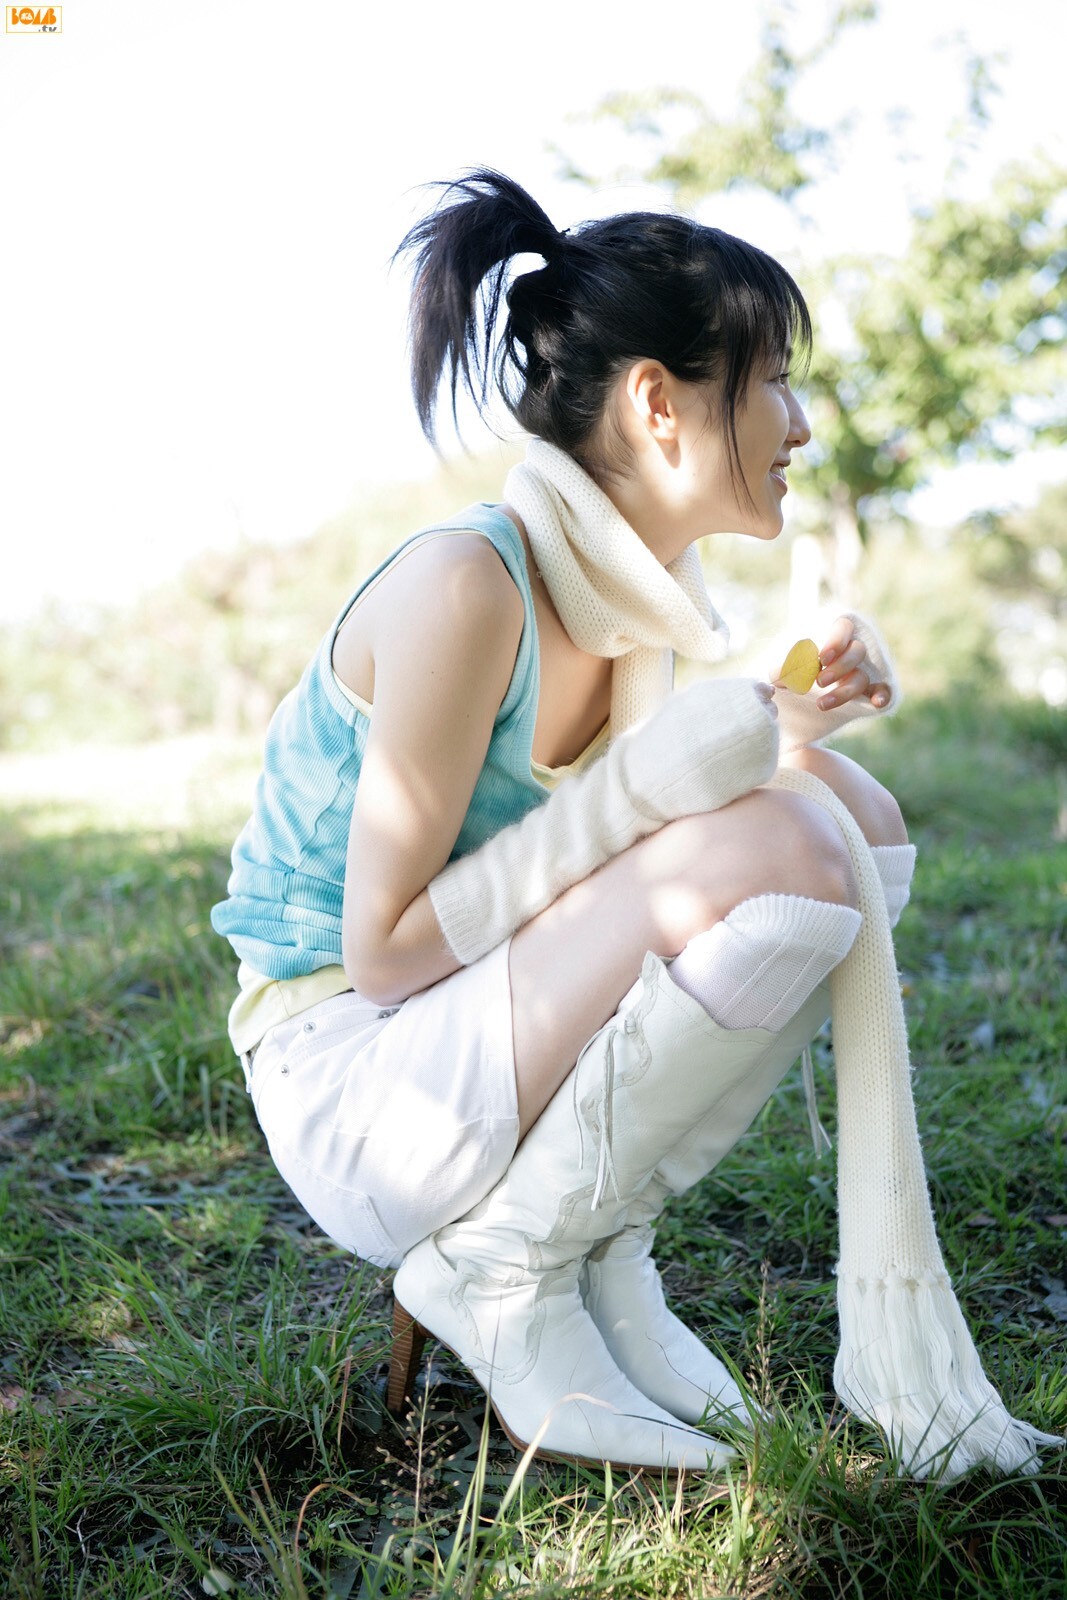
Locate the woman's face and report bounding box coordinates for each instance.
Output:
[683,358,812,541]
[732,361,812,538]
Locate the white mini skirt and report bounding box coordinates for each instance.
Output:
[246,940,519,1268]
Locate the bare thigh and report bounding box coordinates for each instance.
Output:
[508,782,855,1138]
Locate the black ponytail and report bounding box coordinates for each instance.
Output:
[397,170,565,442]
[395,168,812,487]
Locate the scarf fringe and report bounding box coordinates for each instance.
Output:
[835,1272,1062,1481]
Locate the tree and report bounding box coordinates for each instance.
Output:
[558,2,876,208]
[803,162,1067,517]
[561,6,1067,608]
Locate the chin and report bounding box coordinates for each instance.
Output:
[740,515,784,542]
[704,502,784,541]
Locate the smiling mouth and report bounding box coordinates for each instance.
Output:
[770,467,788,488]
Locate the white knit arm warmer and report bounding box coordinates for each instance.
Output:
[775,611,901,755]
[428,678,780,966]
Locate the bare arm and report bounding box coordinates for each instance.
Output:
[341,534,525,1006]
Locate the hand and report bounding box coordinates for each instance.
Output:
[814,617,892,712]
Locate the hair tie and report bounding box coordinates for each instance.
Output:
[547,225,572,262]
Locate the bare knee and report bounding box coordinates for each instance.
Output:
[639,787,858,951]
[743,789,860,909]
[783,746,908,847]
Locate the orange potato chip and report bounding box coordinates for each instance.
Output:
[775,638,823,694]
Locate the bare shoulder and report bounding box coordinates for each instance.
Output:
[335,528,524,701]
[404,530,520,605]
[378,530,524,646]
[363,530,525,722]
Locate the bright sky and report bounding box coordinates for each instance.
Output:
[1,0,1063,622]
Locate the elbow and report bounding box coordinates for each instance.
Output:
[342,952,394,1009]
[342,896,456,1007]
[342,935,409,1010]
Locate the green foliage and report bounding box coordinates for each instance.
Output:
[561,4,877,206]
[0,697,1064,1596]
[797,160,1067,523]
[561,5,1067,537]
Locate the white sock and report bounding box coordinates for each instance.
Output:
[871,843,916,927]
[669,894,862,1032]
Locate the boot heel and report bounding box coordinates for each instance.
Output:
[387,1300,427,1414]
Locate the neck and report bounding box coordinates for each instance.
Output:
[600,471,696,568]
[596,423,720,567]
[502,439,730,732]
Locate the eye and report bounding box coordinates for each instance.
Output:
[777,370,791,387]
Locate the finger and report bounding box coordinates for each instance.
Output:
[817,639,867,687]
[817,667,873,709]
[868,681,892,709]
[818,616,856,667]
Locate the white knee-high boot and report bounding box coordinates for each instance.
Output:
[389,952,761,1470]
[390,898,855,1470]
[582,896,859,1425]
[584,852,916,1426]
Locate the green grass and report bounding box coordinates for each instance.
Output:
[0,695,1064,1598]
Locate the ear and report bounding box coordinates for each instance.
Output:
[622,359,677,441]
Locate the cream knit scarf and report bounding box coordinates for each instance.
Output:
[504,438,729,732]
[505,439,1058,1481]
[774,769,1059,1479]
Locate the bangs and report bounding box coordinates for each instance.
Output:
[709,233,812,398]
[697,231,812,507]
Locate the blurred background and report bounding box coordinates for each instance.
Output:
[0,0,1064,793]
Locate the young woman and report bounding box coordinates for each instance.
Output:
[212,172,1054,1478]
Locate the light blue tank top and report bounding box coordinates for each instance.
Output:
[210,505,548,980]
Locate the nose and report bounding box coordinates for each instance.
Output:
[788,387,812,448]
